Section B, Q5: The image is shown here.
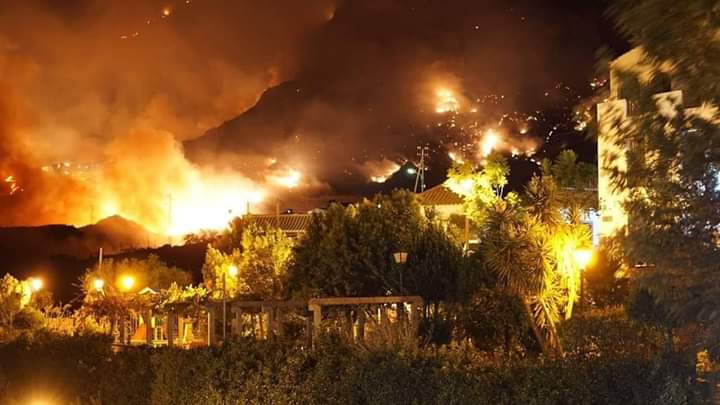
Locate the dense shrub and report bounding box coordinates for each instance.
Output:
[560,306,665,358]
[455,288,528,353]
[0,332,152,404]
[0,333,694,404]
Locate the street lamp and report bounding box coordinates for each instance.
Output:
[120,275,135,292]
[118,275,136,345]
[393,252,408,295]
[29,277,43,292]
[93,278,105,292]
[573,249,593,270]
[573,248,593,307]
[223,264,238,341]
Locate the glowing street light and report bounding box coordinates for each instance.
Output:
[120,275,135,292]
[93,278,105,292]
[573,249,593,270]
[406,167,417,175]
[29,277,43,292]
[573,248,593,313]
[393,252,408,295]
[228,264,238,278]
[393,252,408,264]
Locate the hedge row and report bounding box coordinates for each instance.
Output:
[0,333,692,404]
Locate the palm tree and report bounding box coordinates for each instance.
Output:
[482,200,563,356]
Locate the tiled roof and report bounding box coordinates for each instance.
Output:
[250,214,312,233]
[419,184,463,206]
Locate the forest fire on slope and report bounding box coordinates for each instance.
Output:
[0,128,284,238]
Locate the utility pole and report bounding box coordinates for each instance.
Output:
[98,247,103,272]
[414,145,429,193]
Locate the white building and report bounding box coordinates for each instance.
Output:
[596,48,709,239]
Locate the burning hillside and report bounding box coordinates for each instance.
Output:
[0,1,605,237]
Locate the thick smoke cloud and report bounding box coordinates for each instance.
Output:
[0,0,335,157]
[0,0,608,229]
[187,0,608,199]
[0,0,335,229]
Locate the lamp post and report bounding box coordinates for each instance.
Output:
[393,252,408,294]
[118,275,136,345]
[573,248,593,306]
[93,278,105,294]
[120,275,135,292]
[222,264,238,341]
[29,277,43,293]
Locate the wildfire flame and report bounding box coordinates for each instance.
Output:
[448,151,465,164]
[435,88,460,114]
[269,168,302,189]
[479,129,500,157]
[3,174,20,195]
[165,186,264,236]
[360,159,401,183]
[91,171,266,237]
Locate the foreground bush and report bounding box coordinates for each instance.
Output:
[0,333,693,404]
[0,332,152,404]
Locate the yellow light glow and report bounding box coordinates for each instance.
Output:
[448,151,465,164]
[93,278,105,291]
[29,277,43,292]
[435,88,460,114]
[228,265,239,277]
[480,129,500,157]
[28,399,54,405]
[270,169,301,189]
[120,275,135,291]
[162,185,265,237]
[459,179,473,194]
[573,249,593,269]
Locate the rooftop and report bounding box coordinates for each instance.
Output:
[418,184,464,206]
[249,213,313,234]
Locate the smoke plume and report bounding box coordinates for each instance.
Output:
[0,0,608,231]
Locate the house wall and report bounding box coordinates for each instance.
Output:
[597,47,709,240]
[432,204,463,220]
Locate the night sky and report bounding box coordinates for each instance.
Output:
[0,0,626,227]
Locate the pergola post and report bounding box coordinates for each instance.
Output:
[357,307,366,343]
[304,312,313,348]
[207,306,217,346]
[167,312,176,347]
[380,305,389,328]
[344,309,353,339]
[264,305,276,340]
[119,315,127,345]
[257,312,265,339]
[230,307,240,337]
[308,303,322,345]
[410,298,423,335]
[145,310,153,346]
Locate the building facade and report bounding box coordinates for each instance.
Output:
[596,48,702,239]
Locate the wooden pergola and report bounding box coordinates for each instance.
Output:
[118,295,424,349]
[307,296,424,346]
